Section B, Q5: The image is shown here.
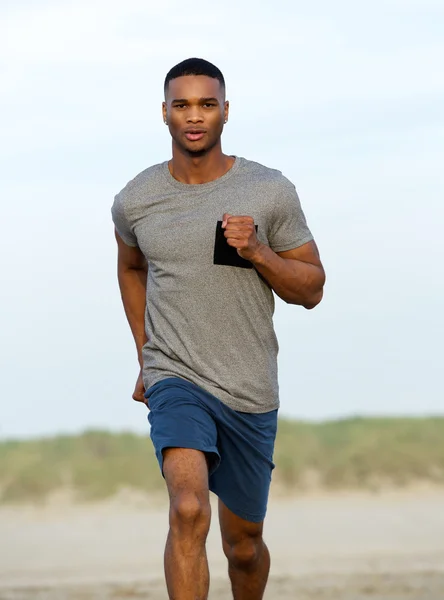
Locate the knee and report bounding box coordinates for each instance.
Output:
[224,534,263,570]
[169,493,211,536]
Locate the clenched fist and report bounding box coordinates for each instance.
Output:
[133,369,147,405]
[222,214,263,262]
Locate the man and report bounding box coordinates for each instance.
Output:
[112,57,325,600]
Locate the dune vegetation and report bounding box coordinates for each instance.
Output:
[1,417,443,504]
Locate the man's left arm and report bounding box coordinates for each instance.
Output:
[222,214,325,309]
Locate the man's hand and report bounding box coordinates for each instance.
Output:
[222,213,263,262]
[132,369,147,405]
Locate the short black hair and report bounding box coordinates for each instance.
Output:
[164,58,225,94]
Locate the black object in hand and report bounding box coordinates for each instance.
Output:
[213,221,257,269]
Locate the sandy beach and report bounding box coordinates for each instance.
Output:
[1,488,444,599]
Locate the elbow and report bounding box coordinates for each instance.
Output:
[302,288,324,310]
[303,271,326,310]
[283,289,323,308]
[281,270,326,308]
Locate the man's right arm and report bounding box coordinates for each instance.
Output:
[115,229,148,368]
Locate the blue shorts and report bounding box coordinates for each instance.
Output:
[145,377,278,523]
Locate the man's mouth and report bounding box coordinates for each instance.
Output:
[184,130,206,141]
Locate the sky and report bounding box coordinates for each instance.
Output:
[1,0,443,439]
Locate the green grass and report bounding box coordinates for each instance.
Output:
[274,417,444,490]
[1,417,443,504]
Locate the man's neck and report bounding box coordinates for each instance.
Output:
[168,146,235,185]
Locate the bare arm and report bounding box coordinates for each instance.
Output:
[250,241,325,309]
[115,229,148,367]
[222,215,325,309]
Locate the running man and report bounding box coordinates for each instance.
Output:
[111,57,325,600]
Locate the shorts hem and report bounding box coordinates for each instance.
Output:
[213,491,267,523]
[154,440,220,476]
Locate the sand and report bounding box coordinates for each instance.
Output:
[1,488,444,599]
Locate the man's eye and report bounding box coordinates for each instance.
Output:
[174,104,186,109]
[203,103,216,108]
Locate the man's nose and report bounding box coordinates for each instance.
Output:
[186,109,204,123]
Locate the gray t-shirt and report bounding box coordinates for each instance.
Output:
[111,157,313,413]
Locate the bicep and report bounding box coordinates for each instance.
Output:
[115,229,147,270]
[277,240,323,269]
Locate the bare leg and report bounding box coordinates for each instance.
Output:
[163,448,211,600]
[219,499,270,600]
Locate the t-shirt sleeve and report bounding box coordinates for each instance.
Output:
[267,182,314,253]
[111,192,139,247]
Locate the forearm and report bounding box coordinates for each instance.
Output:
[251,244,325,308]
[117,265,148,365]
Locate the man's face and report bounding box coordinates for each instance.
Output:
[163,75,229,155]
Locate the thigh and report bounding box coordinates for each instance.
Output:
[163,448,210,499]
[218,497,263,548]
[209,408,278,524]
